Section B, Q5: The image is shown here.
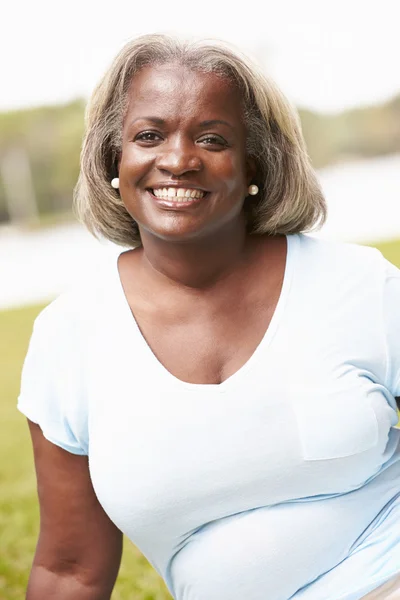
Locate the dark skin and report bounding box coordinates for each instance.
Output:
[27,63,287,598]
[27,422,122,599]
[117,64,287,385]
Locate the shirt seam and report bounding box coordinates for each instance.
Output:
[383,272,400,392]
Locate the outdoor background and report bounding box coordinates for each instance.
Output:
[1,0,400,598]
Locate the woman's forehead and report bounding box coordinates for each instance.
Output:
[125,63,243,124]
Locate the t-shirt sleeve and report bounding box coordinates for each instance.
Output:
[382,258,400,398]
[17,297,88,455]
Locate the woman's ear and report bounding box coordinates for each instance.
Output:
[109,149,121,180]
[246,156,257,186]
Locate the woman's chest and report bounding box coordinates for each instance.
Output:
[86,343,393,543]
[130,306,277,386]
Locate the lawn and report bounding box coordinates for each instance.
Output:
[1,237,400,600]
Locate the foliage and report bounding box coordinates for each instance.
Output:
[299,94,400,168]
[0,94,400,223]
[0,100,85,223]
[1,238,400,599]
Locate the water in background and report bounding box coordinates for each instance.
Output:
[1,154,399,311]
[316,154,400,242]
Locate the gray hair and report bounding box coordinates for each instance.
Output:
[74,34,326,247]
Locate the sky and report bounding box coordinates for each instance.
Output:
[1,0,400,114]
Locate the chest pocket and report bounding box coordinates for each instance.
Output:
[290,384,379,461]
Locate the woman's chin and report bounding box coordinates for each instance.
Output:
[152,227,215,244]
[134,200,244,244]
[138,216,213,243]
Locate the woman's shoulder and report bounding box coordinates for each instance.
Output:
[295,233,393,278]
[17,253,119,457]
[34,251,120,339]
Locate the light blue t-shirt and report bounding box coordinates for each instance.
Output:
[18,234,400,600]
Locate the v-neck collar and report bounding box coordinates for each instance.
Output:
[112,234,298,393]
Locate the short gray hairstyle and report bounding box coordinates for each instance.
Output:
[74,34,326,247]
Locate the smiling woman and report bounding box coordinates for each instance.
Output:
[116,64,254,243]
[18,34,400,600]
[74,35,326,248]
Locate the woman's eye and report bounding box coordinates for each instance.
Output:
[134,131,162,142]
[198,135,227,147]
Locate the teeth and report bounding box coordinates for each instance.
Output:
[152,187,205,200]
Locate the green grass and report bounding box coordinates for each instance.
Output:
[365,237,400,265]
[0,307,171,599]
[1,238,400,599]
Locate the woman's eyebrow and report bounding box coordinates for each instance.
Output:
[199,119,235,131]
[126,117,235,132]
[127,116,166,128]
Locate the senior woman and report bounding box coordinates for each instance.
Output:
[18,35,400,600]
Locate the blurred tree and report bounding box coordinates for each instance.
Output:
[299,92,400,167]
[0,100,85,225]
[0,146,39,224]
[0,94,399,225]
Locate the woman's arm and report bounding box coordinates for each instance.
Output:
[26,420,123,600]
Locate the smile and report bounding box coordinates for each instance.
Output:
[151,187,206,201]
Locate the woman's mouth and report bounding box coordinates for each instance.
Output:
[147,187,209,209]
[151,187,207,200]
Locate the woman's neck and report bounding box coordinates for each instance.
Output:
[138,220,252,291]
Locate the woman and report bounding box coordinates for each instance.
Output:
[18,34,400,600]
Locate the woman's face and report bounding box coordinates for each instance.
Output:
[118,63,255,242]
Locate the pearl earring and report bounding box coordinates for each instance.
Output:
[111,177,120,189]
[248,184,259,196]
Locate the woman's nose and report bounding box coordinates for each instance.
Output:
[155,139,203,175]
